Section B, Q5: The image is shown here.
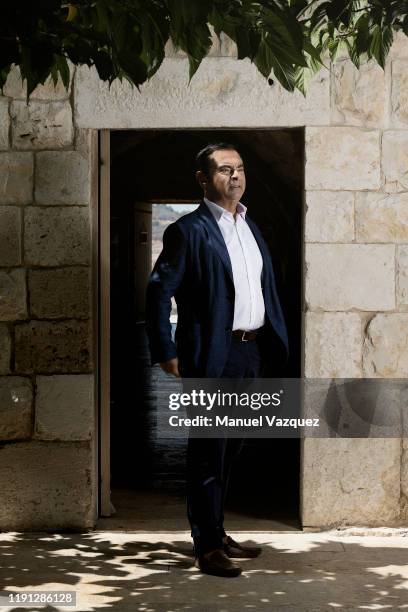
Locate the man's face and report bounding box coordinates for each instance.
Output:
[199,149,246,204]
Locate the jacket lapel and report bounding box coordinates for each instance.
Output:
[196,201,234,284]
[244,215,268,287]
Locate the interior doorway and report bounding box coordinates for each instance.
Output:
[100,129,304,530]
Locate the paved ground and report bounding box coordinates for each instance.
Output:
[1,529,408,611]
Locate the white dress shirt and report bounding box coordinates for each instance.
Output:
[204,197,265,331]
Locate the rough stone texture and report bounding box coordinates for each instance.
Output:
[390,60,408,128]
[355,192,408,242]
[305,244,395,311]
[363,314,408,377]
[0,442,95,530]
[3,65,72,100]
[35,375,93,441]
[74,61,330,128]
[28,268,91,319]
[10,100,73,150]
[331,59,386,127]
[302,439,401,526]
[24,206,90,266]
[382,131,408,192]
[389,30,408,59]
[0,97,9,150]
[0,152,33,204]
[397,245,408,308]
[305,127,380,190]
[0,325,11,374]
[0,376,32,440]
[220,32,237,57]
[0,269,27,321]
[305,191,354,242]
[35,151,90,205]
[0,207,21,265]
[305,312,362,378]
[15,320,92,374]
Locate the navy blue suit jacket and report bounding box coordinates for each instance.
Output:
[146,201,289,377]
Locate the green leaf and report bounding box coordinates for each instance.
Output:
[328,38,340,62]
[369,23,393,68]
[94,50,115,81]
[270,56,298,92]
[253,36,275,79]
[346,38,360,68]
[55,55,70,89]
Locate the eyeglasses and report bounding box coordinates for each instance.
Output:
[216,165,245,176]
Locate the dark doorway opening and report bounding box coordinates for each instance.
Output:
[108,129,303,530]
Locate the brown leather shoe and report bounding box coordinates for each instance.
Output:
[223,536,262,559]
[195,549,242,577]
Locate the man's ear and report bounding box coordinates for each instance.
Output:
[196,170,207,187]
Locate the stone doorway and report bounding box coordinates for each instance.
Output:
[98,128,304,529]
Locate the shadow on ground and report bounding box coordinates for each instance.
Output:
[0,531,408,610]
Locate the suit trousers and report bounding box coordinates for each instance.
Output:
[186,334,263,557]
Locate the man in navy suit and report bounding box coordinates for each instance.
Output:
[146,143,288,577]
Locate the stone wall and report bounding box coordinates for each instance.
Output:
[1,30,408,529]
[303,34,408,527]
[0,68,96,530]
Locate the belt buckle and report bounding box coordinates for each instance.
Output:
[241,330,249,342]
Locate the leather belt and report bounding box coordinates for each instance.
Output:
[231,329,261,342]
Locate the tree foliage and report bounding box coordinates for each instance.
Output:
[2,1,408,98]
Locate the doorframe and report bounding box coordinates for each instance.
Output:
[98,129,111,517]
[96,127,305,522]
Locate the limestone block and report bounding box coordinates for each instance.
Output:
[24,206,90,266]
[302,438,401,526]
[305,191,354,242]
[331,59,386,127]
[0,325,11,374]
[305,127,380,190]
[0,269,27,321]
[35,375,93,441]
[389,31,408,59]
[389,30,408,59]
[390,60,408,127]
[397,245,408,308]
[355,192,408,242]
[74,127,93,157]
[10,101,73,150]
[35,151,90,205]
[74,60,330,128]
[0,152,33,204]
[363,314,408,377]
[15,320,92,374]
[28,268,91,319]
[305,312,362,378]
[0,441,95,530]
[382,131,408,192]
[0,207,21,265]
[0,98,9,150]
[0,376,32,440]
[305,244,395,311]
[3,64,72,100]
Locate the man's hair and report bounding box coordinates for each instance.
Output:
[195,142,241,177]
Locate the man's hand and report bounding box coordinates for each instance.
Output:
[159,357,180,377]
